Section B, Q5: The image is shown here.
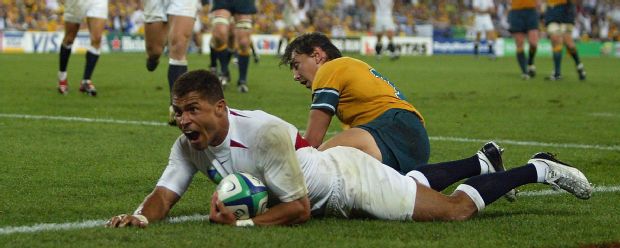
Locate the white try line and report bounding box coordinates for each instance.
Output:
[1,113,619,151]
[0,113,168,127]
[589,112,620,118]
[0,186,618,235]
[430,136,620,152]
[0,214,210,236]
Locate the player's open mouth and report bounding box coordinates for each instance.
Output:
[183,130,200,141]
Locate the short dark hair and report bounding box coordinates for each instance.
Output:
[172,69,224,103]
[279,32,342,69]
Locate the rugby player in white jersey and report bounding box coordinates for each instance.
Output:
[142,0,200,125]
[56,0,108,96]
[372,0,399,60]
[106,70,592,227]
[277,0,306,57]
[472,0,497,59]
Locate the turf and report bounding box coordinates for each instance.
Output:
[0,52,619,247]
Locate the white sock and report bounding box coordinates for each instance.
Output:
[87,45,100,55]
[477,152,490,175]
[532,161,548,183]
[405,170,430,187]
[169,58,188,66]
[58,71,67,81]
[456,184,485,211]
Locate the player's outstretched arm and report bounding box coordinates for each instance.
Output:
[209,191,311,226]
[304,109,333,148]
[106,186,180,228]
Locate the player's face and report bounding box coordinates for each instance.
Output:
[290,51,321,89]
[173,92,228,150]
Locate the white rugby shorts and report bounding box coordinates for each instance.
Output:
[474,15,495,32]
[63,0,108,23]
[143,0,199,23]
[374,15,396,33]
[323,146,417,220]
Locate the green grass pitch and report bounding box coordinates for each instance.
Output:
[0,52,619,247]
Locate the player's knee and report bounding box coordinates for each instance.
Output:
[146,43,163,57]
[62,36,76,46]
[90,39,102,48]
[169,34,190,51]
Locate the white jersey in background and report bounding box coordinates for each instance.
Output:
[373,0,396,32]
[373,0,393,16]
[283,0,302,27]
[156,108,417,220]
[472,0,495,32]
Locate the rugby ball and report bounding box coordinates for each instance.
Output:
[216,172,268,220]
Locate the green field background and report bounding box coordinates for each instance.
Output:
[0,53,619,247]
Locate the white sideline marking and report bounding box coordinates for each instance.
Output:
[0,186,618,235]
[0,215,209,235]
[0,113,167,127]
[1,113,618,151]
[430,136,620,151]
[590,112,620,118]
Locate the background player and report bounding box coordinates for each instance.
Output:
[372,0,399,60]
[209,0,257,93]
[277,0,306,57]
[472,0,497,59]
[142,0,200,125]
[56,0,108,96]
[544,0,586,81]
[508,0,540,79]
[279,31,522,212]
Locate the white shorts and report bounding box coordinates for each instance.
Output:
[374,15,396,33]
[323,147,417,220]
[474,15,494,32]
[547,22,574,35]
[143,0,199,23]
[63,0,108,23]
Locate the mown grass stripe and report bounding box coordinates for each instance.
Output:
[1,113,618,151]
[1,185,618,235]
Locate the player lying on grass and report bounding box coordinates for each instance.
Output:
[106,70,592,228]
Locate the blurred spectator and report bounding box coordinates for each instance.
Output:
[1,0,616,41]
[0,5,6,31]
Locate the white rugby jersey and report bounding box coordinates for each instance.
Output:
[473,0,495,17]
[156,108,333,214]
[373,0,394,16]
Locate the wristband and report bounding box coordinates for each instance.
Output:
[235,219,254,227]
[132,214,149,224]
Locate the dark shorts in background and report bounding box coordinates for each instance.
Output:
[545,4,575,25]
[508,9,540,33]
[359,108,430,174]
[211,0,257,14]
